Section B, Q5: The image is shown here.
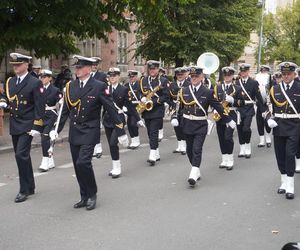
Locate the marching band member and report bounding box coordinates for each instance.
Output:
[124,70,142,149]
[174,66,235,186]
[169,67,190,155]
[266,62,300,199]
[0,53,45,202]
[51,56,128,210]
[236,63,265,158]
[91,57,107,159]
[255,65,272,148]
[214,67,245,170]
[38,69,62,172]
[139,60,169,166]
[103,68,144,178]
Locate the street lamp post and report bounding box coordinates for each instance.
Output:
[257,0,265,73]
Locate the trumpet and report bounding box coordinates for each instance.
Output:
[213,84,236,122]
[136,85,160,114]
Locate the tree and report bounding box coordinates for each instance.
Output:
[134,0,259,67]
[259,1,300,65]
[0,0,133,59]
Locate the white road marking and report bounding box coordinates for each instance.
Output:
[57,163,73,169]
[0,183,7,187]
[33,172,48,177]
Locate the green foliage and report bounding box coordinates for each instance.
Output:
[0,0,130,58]
[134,0,259,67]
[260,1,300,65]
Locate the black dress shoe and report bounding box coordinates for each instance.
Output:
[226,166,233,171]
[286,193,294,199]
[277,188,286,194]
[238,154,245,158]
[257,144,265,148]
[15,193,28,203]
[188,177,200,187]
[73,199,87,208]
[86,195,97,210]
[112,173,121,179]
[173,150,181,153]
[181,151,186,155]
[245,154,251,159]
[266,143,271,148]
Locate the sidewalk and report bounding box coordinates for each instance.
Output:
[0,113,69,154]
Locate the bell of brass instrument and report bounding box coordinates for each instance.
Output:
[136,85,160,114]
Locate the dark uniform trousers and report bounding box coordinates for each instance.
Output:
[58,77,124,199]
[0,73,45,194]
[215,83,244,154]
[181,84,232,168]
[41,84,62,157]
[103,83,140,160]
[169,80,190,142]
[256,103,271,136]
[269,81,300,177]
[236,78,265,144]
[125,81,140,138]
[140,76,169,150]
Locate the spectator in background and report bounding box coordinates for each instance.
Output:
[54,64,73,91]
[30,64,41,78]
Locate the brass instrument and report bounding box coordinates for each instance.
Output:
[136,85,161,114]
[213,84,236,122]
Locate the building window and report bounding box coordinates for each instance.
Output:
[117,32,127,64]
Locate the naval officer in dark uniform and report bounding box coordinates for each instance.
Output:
[0,53,45,202]
[104,67,143,178]
[214,67,245,170]
[51,55,128,210]
[139,60,169,166]
[124,70,142,149]
[236,63,265,158]
[175,66,235,186]
[169,67,190,155]
[266,62,300,199]
[38,69,62,172]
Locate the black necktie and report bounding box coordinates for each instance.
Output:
[225,85,229,91]
[243,80,246,85]
[286,84,290,91]
[80,81,84,89]
[193,87,197,93]
[17,77,21,85]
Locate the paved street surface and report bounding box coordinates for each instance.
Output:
[0,122,299,250]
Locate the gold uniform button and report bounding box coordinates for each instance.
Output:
[82,108,85,110]
[82,116,84,118]
[15,108,18,111]
[10,114,12,116]
[74,115,77,117]
[74,122,76,125]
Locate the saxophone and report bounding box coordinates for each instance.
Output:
[213,84,236,122]
[136,85,161,114]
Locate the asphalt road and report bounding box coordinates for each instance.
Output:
[0,122,299,250]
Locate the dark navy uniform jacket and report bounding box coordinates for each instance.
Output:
[58,77,124,145]
[139,75,169,119]
[169,79,190,116]
[269,81,300,136]
[236,78,265,117]
[0,73,45,135]
[180,84,232,135]
[92,71,108,84]
[42,84,62,134]
[124,81,141,116]
[214,82,245,124]
[103,83,140,128]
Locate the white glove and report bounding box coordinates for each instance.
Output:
[227,120,236,129]
[29,129,40,137]
[118,134,129,147]
[49,130,58,141]
[141,97,147,103]
[171,118,179,127]
[122,106,128,113]
[137,120,145,127]
[225,95,234,104]
[0,102,7,108]
[267,118,278,128]
[213,109,218,114]
[58,98,64,105]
